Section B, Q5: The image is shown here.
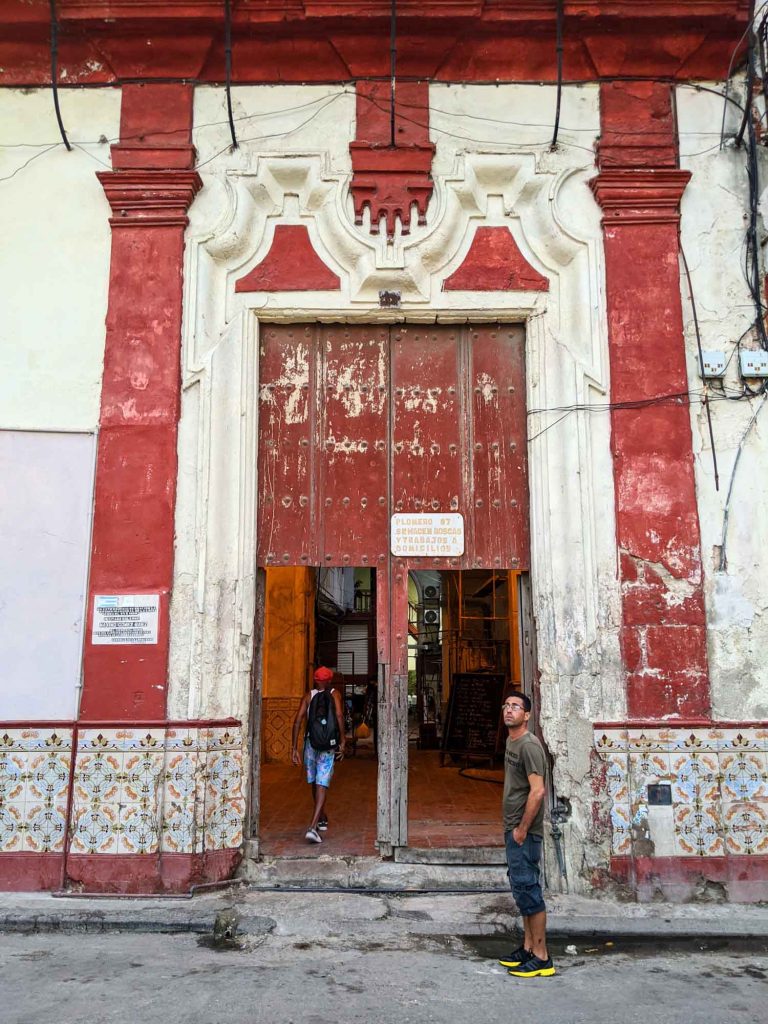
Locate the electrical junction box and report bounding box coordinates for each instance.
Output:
[740,349,768,378]
[700,351,726,378]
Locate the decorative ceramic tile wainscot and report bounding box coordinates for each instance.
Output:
[594,724,768,858]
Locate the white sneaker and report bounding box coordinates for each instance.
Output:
[305,828,322,843]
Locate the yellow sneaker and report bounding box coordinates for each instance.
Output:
[507,955,556,978]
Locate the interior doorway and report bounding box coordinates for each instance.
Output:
[406,569,527,849]
[258,565,379,856]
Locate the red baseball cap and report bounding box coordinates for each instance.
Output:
[313,666,333,682]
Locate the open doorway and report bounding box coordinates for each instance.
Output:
[406,569,526,849]
[257,565,379,856]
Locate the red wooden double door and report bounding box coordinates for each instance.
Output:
[257,323,529,847]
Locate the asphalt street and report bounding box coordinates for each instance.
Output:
[2,930,766,1024]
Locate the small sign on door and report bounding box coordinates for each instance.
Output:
[390,513,465,557]
[92,594,160,645]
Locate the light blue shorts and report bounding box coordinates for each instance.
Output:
[304,741,336,788]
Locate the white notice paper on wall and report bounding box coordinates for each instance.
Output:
[390,513,465,557]
[92,594,160,645]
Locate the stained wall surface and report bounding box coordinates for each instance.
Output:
[678,84,768,720]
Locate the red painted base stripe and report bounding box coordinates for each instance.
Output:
[0,851,241,895]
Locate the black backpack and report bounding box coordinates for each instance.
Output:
[307,688,341,752]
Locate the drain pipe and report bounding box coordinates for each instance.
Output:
[52,879,248,900]
[549,796,571,893]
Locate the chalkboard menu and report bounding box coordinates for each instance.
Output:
[441,673,506,764]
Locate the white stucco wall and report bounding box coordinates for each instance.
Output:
[0,88,118,722]
[0,430,95,719]
[0,88,120,431]
[678,84,768,720]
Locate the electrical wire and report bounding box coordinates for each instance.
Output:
[551,0,564,150]
[193,92,348,171]
[0,90,355,151]
[390,0,397,147]
[0,143,60,183]
[720,0,768,147]
[224,0,239,150]
[680,240,720,490]
[48,0,71,151]
[719,391,768,571]
[735,2,758,148]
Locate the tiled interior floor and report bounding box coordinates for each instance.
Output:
[259,743,503,856]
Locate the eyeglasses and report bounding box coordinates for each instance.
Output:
[502,702,526,712]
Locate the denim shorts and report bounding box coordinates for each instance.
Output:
[304,741,336,788]
[505,830,546,917]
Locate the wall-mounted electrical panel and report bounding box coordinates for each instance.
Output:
[740,350,768,378]
[700,351,726,378]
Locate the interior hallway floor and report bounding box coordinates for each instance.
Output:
[258,746,504,857]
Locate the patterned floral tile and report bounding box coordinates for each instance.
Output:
[0,802,25,852]
[118,804,160,855]
[206,726,243,752]
[594,729,628,753]
[121,751,164,811]
[671,752,719,804]
[719,752,768,802]
[24,801,67,853]
[74,751,121,804]
[164,728,198,752]
[0,729,72,753]
[27,751,70,805]
[722,801,768,855]
[627,730,667,753]
[610,802,632,855]
[673,802,723,857]
[161,745,205,855]
[714,729,762,753]
[605,753,629,803]
[162,800,198,854]
[70,804,120,854]
[0,751,26,802]
[205,749,244,804]
[204,798,245,852]
[668,730,718,753]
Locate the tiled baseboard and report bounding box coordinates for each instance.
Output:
[594,722,768,859]
[0,720,243,892]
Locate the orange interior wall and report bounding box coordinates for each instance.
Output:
[262,567,314,699]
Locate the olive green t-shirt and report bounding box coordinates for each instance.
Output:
[502,731,547,836]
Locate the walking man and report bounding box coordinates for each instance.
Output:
[291,666,345,844]
[498,689,555,978]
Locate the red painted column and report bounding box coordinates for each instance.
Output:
[80,85,201,719]
[591,82,710,719]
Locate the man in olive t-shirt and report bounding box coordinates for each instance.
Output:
[497,689,555,978]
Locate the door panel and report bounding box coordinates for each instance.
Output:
[319,326,390,566]
[257,324,315,565]
[258,323,528,571]
[470,325,529,569]
[391,326,465,522]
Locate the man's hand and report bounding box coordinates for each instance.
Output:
[291,747,300,766]
[512,825,527,845]
[335,746,346,762]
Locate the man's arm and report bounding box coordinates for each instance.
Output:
[332,688,346,757]
[291,693,310,765]
[512,773,546,844]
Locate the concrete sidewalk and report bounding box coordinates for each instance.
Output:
[2,888,768,940]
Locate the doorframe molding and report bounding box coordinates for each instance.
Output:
[169,128,626,855]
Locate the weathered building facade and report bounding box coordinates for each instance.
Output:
[1,1,767,900]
